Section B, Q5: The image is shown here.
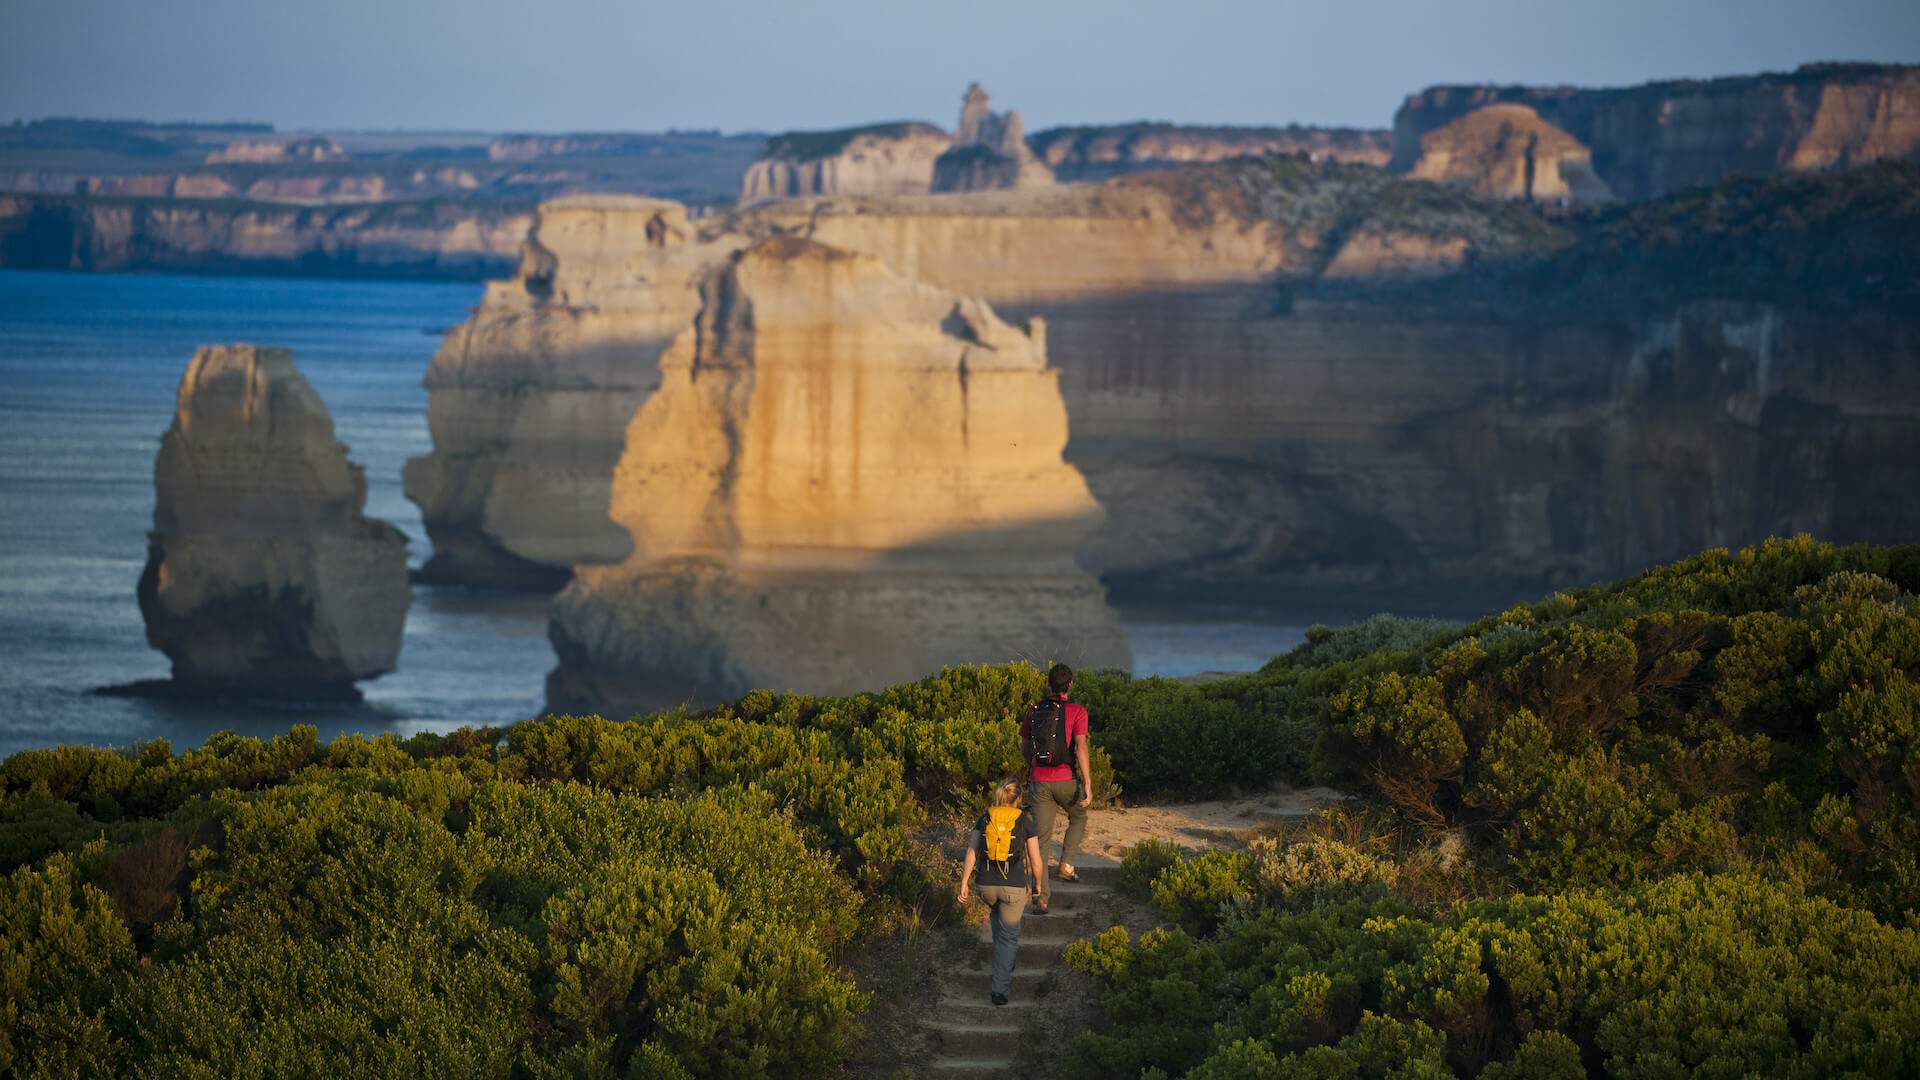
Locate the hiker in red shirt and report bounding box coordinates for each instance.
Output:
[1020,662,1091,913]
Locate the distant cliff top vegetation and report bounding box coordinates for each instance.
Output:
[760,121,946,162]
[1382,160,1920,316]
[1029,120,1390,144]
[1134,154,1565,262]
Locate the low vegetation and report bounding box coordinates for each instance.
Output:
[1069,535,1920,1077]
[5,535,1916,1076]
[1384,160,1920,316]
[760,121,945,163]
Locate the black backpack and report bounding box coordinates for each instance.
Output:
[1028,699,1071,768]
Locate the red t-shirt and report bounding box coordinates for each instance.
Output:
[1020,695,1088,783]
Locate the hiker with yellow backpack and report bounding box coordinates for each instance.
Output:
[957,778,1046,1005]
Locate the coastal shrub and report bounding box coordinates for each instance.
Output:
[1119,837,1184,900]
[1068,873,1920,1079]
[0,853,136,1077]
[1313,537,1920,915]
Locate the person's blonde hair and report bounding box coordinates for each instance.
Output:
[989,778,1021,808]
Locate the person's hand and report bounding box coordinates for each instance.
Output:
[957,882,970,904]
[1078,788,1093,808]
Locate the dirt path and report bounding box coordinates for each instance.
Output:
[909,785,1345,1077]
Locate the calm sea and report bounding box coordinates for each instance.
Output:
[0,269,1311,760]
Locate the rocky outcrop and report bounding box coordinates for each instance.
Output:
[1030,123,1391,181]
[547,236,1127,710]
[405,162,1557,589]
[402,195,737,585]
[931,84,1054,193]
[138,345,410,698]
[741,123,953,202]
[1393,62,1920,202]
[1406,104,1616,204]
[0,194,530,279]
[410,161,1920,607]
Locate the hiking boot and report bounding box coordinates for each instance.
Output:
[991,992,1009,1006]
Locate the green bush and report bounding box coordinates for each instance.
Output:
[1314,537,1920,915]
[1070,873,1920,1079]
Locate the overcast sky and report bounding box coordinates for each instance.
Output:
[3,0,1916,134]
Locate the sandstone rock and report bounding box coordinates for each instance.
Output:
[403,164,1551,590]
[547,236,1127,711]
[409,161,1920,607]
[931,84,1055,193]
[401,195,745,585]
[137,345,410,697]
[741,123,953,202]
[1392,63,1920,202]
[1406,104,1616,205]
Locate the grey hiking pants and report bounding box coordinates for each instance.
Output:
[1028,778,1085,900]
[977,884,1027,997]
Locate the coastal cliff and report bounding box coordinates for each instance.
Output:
[138,345,410,697]
[405,161,1552,588]
[741,123,952,201]
[408,160,1920,605]
[0,194,529,280]
[547,236,1126,710]
[1393,62,1920,202]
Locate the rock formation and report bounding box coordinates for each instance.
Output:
[0,194,530,280]
[138,345,410,697]
[931,84,1055,193]
[410,160,1920,608]
[1030,123,1391,181]
[741,123,954,201]
[1406,104,1616,205]
[403,195,743,585]
[1392,62,1920,202]
[547,236,1127,711]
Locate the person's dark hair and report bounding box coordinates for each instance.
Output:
[1047,663,1073,696]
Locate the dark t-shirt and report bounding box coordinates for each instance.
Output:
[972,809,1036,888]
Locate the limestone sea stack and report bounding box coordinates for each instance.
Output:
[402,195,745,586]
[931,84,1055,193]
[138,345,409,698]
[547,236,1128,713]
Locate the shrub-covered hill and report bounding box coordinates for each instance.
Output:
[1068,535,1920,1078]
[5,536,1917,1076]
[1369,160,1920,317]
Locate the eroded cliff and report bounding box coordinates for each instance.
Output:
[1393,62,1920,202]
[138,345,410,697]
[741,123,952,201]
[0,194,530,280]
[547,236,1127,710]
[409,160,1920,607]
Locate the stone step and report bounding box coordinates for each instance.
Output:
[925,1017,1023,1038]
[917,1053,1021,1068]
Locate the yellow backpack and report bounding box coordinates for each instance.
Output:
[984,805,1022,874]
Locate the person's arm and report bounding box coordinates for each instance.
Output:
[1075,713,1093,807]
[1026,834,1045,896]
[959,829,979,903]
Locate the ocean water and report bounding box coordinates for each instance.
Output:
[0,269,1310,760]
